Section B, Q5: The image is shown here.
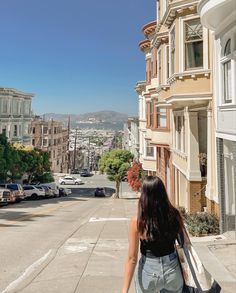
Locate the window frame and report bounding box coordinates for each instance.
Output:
[179,15,209,73]
[157,47,162,86]
[173,114,185,153]
[184,18,203,71]
[155,107,169,130]
[221,38,234,105]
[169,25,176,76]
[145,140,156,159]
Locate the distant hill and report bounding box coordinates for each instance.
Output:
[43,111,129,123]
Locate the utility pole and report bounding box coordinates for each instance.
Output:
[73,128,78,172]
[87,136,90,171]
[67,116,70,173]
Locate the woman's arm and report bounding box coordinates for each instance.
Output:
[122,217,139,293]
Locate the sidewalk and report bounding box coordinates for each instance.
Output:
[9,194,236,293]
[192,233,236,293]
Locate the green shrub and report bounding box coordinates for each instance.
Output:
[186,212,220,237]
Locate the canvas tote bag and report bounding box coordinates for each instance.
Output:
[176,230,221,293]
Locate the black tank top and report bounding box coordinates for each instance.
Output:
[140,237,175,257]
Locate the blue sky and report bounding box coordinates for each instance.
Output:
[0,0,155,115]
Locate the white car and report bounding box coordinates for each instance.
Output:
[23,185,46,199]
[58,176,82,185]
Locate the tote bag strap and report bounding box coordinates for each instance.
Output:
[178,229,203,292]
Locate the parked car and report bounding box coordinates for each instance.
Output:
[23,185,46,199]
[0,188,16,203]
[71,169,80,174]
[38,185,54,198]
[94,187,106,197]
[0,183,25,202]
[42,182,60,197]
[59,176,82,185]
[80,169,91,177]
[59,187,72,197]
[0,189,9,206]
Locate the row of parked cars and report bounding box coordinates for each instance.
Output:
[0,183,71,207]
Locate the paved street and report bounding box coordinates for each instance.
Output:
[0,174,137,293]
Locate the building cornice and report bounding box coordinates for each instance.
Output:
[135,81,146,94]
[139,39,151,52]
[0,87,34,98]
[142,21,157,38]
[167,69,211,85]
[160,0,199,29]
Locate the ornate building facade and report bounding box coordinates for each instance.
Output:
[136,0,218,214]
[31,117,69,173]
[0,87,33,145]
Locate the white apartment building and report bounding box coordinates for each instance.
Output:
[123,117,139,160]
[199,0,236,234]
[0,87,33,145]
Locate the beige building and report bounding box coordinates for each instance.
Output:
[0,87,33,145]
[136,0,218,214]
[31,117,69,173]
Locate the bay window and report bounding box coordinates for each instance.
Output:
[184,18,203,70]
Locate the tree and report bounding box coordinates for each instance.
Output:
[20,148,51,183]
[98,149,133,198]
[0,133,53,184]
[127,160,147,192]
[0,134,20,181]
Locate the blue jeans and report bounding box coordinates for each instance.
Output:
[135,251,183,293]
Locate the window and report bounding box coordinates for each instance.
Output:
[166,45,170,80]
[184,18,203,70]
[170,27,175,75]
[43,139,48,147]
[2,99,8,113]
[24,101,30,115]
[158,49,162,85]
[156,107,167,128]
[150,100,154,128]
[43,127,48,134]
[222,39,232,103]
[174,115,185,152]
[152,47,157,78]
[13,125,17,137]
[146,141,154,157]
[2,128,6,135]
[13,100,18,114]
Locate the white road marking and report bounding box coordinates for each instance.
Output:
[89,217,128,222]
[1,250,52,293]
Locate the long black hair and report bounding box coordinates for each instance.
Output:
[137,176,184,241]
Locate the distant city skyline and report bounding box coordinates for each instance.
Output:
[0,0,155,116]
